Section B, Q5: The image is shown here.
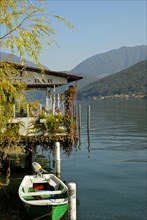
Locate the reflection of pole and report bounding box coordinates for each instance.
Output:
[87,105,91,154]
[87,132,91,156]
[68,182,77,220]
[55,142,61,178]
[78,129,81,149]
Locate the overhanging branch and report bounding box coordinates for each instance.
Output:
[0,10,37,40]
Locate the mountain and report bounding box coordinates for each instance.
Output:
[71,45,147,88]
[78,60,147,99]
[1,46,147,100]
[0,51,47,69]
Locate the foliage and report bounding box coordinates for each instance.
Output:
[78,61,147,99]
[0,0,74,186]
[0,0,74,67]
[33,113,66,134]
[28,100,40,117]
[26,86,79,155]
[64,86,78,143]
[0,0,74,128]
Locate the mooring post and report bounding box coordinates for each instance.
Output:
[68,182,77,220]
[87,105,90,133]
[78,105,81,130]
[55,142,61,178]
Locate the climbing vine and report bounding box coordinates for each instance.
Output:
[0,86,79,176]
[64,85,78,146]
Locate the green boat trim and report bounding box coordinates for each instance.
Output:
[24,203,68,220]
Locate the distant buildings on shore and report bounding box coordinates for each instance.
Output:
[90,94,146,100]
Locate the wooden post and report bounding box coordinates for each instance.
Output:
[68,182,77,220]
[57,93,60,108]
[27,104,29,117]
[57,85,60,109]
[78,105,81,130]
[46,87,49,110]
[53,85,56,115]
[40,103,42,112]
[55,142,61,178]
[87,105,90,133]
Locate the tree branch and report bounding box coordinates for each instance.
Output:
[0,10,37,40]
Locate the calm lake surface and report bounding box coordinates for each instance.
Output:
[0,99,146,220]
[60,99,147,220]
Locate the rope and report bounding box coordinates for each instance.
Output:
[33,204,61,220]
[1,185,10,198]
[33,209,53,220]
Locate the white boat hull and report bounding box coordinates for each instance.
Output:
[18,173,68,219]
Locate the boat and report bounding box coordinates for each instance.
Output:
[18,162,68,220]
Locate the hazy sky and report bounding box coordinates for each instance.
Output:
[2,0,147,71]
[38,0,146,71]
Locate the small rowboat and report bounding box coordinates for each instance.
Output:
[18,162,68,220]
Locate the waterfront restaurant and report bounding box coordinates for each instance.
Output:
[1,62,83,136]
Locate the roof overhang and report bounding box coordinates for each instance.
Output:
[1,62,83,89]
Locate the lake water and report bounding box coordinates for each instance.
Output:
[0,99,146,220]
[60,100,147,220]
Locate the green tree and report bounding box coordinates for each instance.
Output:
[0,0,74,186]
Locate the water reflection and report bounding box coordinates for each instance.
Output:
[78,99,147,154]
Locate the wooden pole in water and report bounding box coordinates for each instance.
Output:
[68,182,77,220]
[87,105,90,133]
[55,142,61,178]
[78,105,81,130]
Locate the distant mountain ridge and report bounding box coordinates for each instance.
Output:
[78,60,147,99]
[71,45,147,88]
[1,45,147,91]
[0,51,48,69]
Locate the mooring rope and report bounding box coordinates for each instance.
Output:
[33,204,61,220]
[1,184,10,198]
[33,209,53,220]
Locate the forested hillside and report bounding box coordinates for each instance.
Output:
[78,61,147,99]
[71,45,147,88]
